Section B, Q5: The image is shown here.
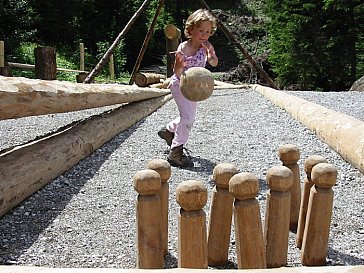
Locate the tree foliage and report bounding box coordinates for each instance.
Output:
[265,0,364,91]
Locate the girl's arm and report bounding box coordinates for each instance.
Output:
[173,44,185,78]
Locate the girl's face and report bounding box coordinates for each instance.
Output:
[190,20,213,44]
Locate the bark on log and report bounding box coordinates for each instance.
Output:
[254,84,364,175]
[0,94,172,217]
[0,76,170,120]
[34,47,57,80]
[134,72,165,87]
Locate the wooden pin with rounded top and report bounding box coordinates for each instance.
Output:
[176,180,208,269]
[208,163,239,266]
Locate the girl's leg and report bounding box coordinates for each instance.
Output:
[167,85,198,149]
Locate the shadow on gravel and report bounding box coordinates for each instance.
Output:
[190,156,216,175]
[328,247,364,266]
[0,119,144,264]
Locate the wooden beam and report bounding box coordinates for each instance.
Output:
[0,76,170,120]
[0,94,172,217]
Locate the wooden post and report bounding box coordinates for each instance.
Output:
[176,180,208,269]
[301,163,337,266]
[279,144,301,231]
[34,46,57,80]
[0,41,4,67]
[230,172,266,269]
[0,41,10,76]
[133,169,163,269]
[164,24,181,78]
[109,54,115,81]
[146,159,171,256]
[79,43,85,71]
[207,163,238,266]
[296,155,328,248]
[264,166,293,268]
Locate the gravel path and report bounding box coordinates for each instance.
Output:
[0,88,363,269]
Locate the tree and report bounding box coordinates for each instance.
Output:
[265,0,364,91]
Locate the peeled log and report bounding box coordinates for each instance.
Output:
[0,76,170,120]
[0,94,172,217]
[134,72,165,87]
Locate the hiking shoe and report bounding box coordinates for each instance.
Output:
[158,128,174,147]
[167,145,194,168]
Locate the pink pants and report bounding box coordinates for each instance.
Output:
[167,76,198,149]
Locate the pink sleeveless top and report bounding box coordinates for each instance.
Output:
[169,47,207,88]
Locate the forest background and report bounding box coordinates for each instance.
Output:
[1,0,363,91]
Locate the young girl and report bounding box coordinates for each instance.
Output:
[158,9,218,167]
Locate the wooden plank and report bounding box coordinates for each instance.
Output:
[0,94,172,217]
[0,76,170,120]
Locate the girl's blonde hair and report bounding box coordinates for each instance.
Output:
[184,9,217,39]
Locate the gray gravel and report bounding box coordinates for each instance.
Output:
[0,88,363,269]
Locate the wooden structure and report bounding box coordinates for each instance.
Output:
[134,169,163,268]
[301,163,337,265]
[0,76,169,120]
[264,166,293,268]
[176,180,208,269]
[34,47,57,80]
[146,159,172,256]
[134,72,165,87]
[207,163,238,266]
[254,84,364,175]
[230,172,266,269]
[296,155,328,248]
[278,144,301,231]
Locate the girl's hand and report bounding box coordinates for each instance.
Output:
[201,42,218,67]
[173,51,185,78]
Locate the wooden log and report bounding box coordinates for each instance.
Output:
[134,72,165,87]
[207,163,238,266]
[0,94,172,217]
[301,163,337,266]
[296,155,327,248]
[134,169,163,268]
[278,144,301,231]
[254,84,364,175]
[0,76,171,120]
[146,159,172,256]
[230,172,266,269]
[176,180,208,269]
[264,166,293,268]
[35,46,57,80]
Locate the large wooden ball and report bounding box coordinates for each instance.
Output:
[180,67,214,102]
